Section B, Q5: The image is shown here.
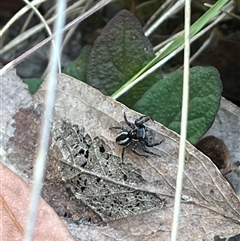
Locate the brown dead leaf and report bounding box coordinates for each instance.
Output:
[0,163,74,241]
[203,98,240,192]
[1,69,240,241]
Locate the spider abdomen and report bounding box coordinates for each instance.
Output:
[116,131,131,146]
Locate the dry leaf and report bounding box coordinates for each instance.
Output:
[1,69,240,241]
[203,98,240,191]
[0,163,74,241]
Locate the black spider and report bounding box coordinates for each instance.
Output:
[110,113,162,160]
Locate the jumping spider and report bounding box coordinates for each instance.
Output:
[110,113,162,160]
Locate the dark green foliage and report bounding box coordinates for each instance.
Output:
[134,66,222,144]
[63,45,92,81]
[22,78,43,94]
[85,10,162,107]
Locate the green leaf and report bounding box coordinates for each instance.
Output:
[134,66,222,144]
[86,10,162,107]
[63,45,92,81]
[111,0,229,100]
[22,78,43,94]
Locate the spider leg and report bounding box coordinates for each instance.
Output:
[135,115,153,128]
[140,141,161,157]
[109,126,126,131]
[132,142,149,157]
[124,113,135,129]
[144,139,163,147]
[121,146,126,162]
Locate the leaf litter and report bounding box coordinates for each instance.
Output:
[53,120,166,221]
[1,70,240,241]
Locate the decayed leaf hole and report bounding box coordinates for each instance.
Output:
[52,120,166,222]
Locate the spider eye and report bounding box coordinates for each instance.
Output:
[116,131,131,146]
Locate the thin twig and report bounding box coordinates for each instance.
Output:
[171,0,191,239]
[23,0,66,240]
